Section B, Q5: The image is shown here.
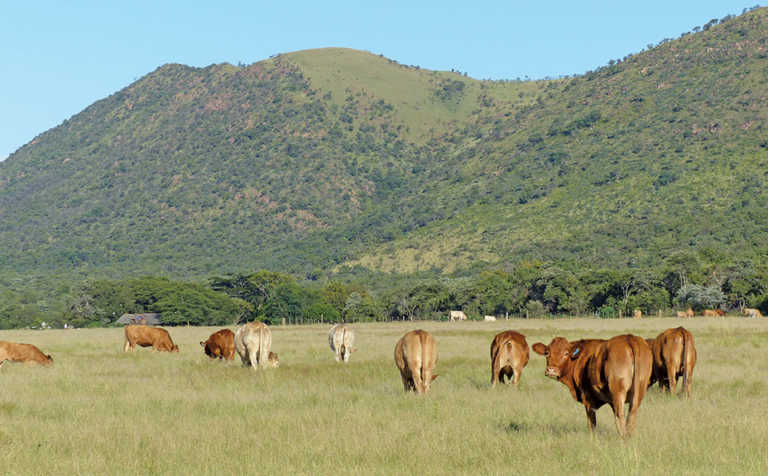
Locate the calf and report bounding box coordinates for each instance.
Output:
[235,322,277,369]
[200,329,235,360]
[0,341,53,367]
[124,325,179,352]
[647,327,697,397]
[328,324,356,362]
[394,330,438,394]
[490,331,529,387]
[532,334,652,437]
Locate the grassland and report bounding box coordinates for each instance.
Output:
[1,318,767,475]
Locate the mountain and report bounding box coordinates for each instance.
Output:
[1,8,768,283]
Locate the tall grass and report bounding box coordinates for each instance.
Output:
[1,318,767,474]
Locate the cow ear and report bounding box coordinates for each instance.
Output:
[570,345,581,359]
[532,343,548,355]
[199,341,205,347]
[431,374,439,381]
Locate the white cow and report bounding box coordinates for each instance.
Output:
[449,310,468,322]
[483,315,497,322]
[329,323,355,362]
[234,321,277,369]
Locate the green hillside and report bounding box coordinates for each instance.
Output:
[1,8,767,286]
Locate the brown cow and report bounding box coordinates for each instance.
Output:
[0,341,53,367]
[715,309,725,317]
[532,334,652,437]
[743,307,764,318]
[394,330,438,394]
[124,325,179,352]
[200,329,235,360]
[702,309,717,317]
[490,331,529,387]
[647,327,696,397]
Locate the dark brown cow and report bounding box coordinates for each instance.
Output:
[490,331,529,387]
[647,327,697,397]
[124,325,179,352]
[0,341,53,367]
[200,329,235,360]
[394,330,438,394]
[532,334,652,437]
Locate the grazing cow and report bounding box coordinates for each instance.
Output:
[200,329,235,360]
[715,309,725,317]
[0,341,53,367]
[394,330,438,394]
[124,325,179,352]
[743,307,764,318]
[702,309,717,317]
[328,324,356,363]
[484,315,497,322]
[675,311,687,318]
[490,331,529,387]
[633,309,642,319]
[532,334,652,437]
[646,327,696,397]
[234,321,277,369]
[449,310,467,321]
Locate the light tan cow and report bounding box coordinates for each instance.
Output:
[0,341,53,367]
[702,309,718,317]
[633,309,642,319]
[449,310,467,321]
[676,308,694,318]
[490,331,529,387]
[235,322,277,369]
[484,315,497,322]
[328,323,356,362]
[646,327,697,397]
[124,325,179,352]
[394,330,438,394]
[743,307,764,318]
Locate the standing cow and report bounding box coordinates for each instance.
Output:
[328,324,356,363]
[124,325,179,352]
[449,310,467,322]
[394,330,438,394]
[490,331,529,387]
[532,334,652,437]
[200,329,236,360]
[235,322,278,369]
[0,341,53,367]
[646,327,697,397]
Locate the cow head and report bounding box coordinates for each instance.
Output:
[532,337,579,380]
[44,354,53,366]
[171,344,180,353]
[268,351,279,368]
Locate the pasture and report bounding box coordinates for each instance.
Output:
[1,318,767,475]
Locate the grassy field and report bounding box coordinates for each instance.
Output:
[1,317,767,475]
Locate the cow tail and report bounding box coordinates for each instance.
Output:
[681,329,691,394]
[258,325,267,368]
[340,326,346,357]
[629,337,641,396]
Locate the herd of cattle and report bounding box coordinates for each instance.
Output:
[0,319,704,438]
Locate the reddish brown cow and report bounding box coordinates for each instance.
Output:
[0,341,53,367]
[490,331,529,387]
[200,329,235,360]
[647,327,697,397]
[702,310,718,317]
[532,334,652,437]
[124,325,179,352]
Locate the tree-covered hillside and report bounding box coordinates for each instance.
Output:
[1,7,767,286]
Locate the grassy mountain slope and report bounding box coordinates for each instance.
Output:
[1,9,767,282]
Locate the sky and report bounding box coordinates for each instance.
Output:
[0,1,757,161]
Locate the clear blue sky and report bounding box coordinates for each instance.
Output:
[0,1,756,160]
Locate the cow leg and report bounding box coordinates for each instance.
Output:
[611,393,628,438]
[584,404,597,434]
[512,365,522,386]
[408,363,424,394]
[490,355,501,387]
[666,365,678,394]
[123,340,130,352]
[248,348,261,369]
[343,348,351,363]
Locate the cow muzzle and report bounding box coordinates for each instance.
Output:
[544,367,560,379]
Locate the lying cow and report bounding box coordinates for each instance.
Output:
[124,325,179,352]
[200,329,235,360]
[449,310,467,321]
[235,321,278,369]
[328,324,355,363]
[0,341,53,367]
[394,330,438,394]
[532,334,652,437]
[646,327,696,397]
[490,331,529,387]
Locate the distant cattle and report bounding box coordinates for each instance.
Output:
[702,309,718,317]
[235,322,277,369]
[328,324,356,363]
[0,341,53,367]
[490,331,529,387]
[743,307,764,318]
[646,327,697,397]
[200,329,235,360]
[484,315,497,322]
[532,334,652,437]
[124,325,179,352]
[633,309,642,319]
[676,308,694,318]
[394,330,438,394]
[449,310,467,321]
[715,309,725,316]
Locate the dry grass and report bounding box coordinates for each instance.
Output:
[1,318,767,475]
